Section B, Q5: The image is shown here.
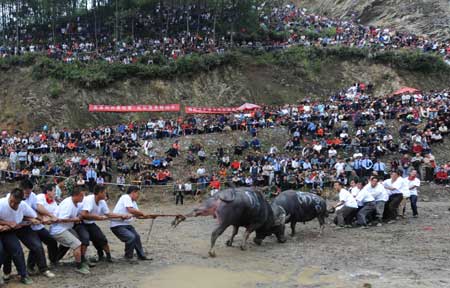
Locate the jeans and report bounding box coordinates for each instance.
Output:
[28,228,58,269]
[4,227,48,273]
[111,225,145,259]
[336,206,357,226]
[1,232,27,277]
[73,224,90,246]
[410,195,418,216]
[357,202,376,226]
[175,193,184,205]
[383,194,403,221]
[79,223,108,257]
[375,201,386,222]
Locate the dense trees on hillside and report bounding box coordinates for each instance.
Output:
[0,0,282,46]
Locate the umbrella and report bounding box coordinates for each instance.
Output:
[236,103,261,111]
[392,87,420,96]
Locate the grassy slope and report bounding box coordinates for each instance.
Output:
[1,55,450,131]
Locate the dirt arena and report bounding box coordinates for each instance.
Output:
[5,195,450,288]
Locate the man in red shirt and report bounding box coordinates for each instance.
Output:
[435,165,448,185]
[231,160,241,171]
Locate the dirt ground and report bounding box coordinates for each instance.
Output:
[5,190,450,288]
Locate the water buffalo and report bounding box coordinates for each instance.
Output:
[172,187,287,257]
[273,190,328,236]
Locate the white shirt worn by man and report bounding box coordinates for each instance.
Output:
[34,193,59,231]
[405,177,421,196]
[383,178,408,197]
[355,187,375,205]
[338,188,358,209]
[110,194,137,228]
[81,194,110,224]
[361,183,389,202]
[0,197,36,224]
[50,197,80,235]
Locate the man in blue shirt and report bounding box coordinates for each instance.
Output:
[373,159,386,179]
[352,156,363,177]
[361,156,374,177]
[86,167,97,193]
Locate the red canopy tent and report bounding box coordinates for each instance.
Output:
[236,103,261,111]
[392,87,420,96]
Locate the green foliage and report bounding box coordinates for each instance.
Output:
[49,80,63,99]
[30,51,237,88]
[371,50,450,73]
[3,45,449,88]
[0,53,38,70]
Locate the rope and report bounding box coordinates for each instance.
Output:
[145,218,156,244]
[0,167,235,189]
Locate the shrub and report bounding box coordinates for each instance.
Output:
[48,81,63,99]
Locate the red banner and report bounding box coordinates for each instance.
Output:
[89,104,180,113]
[185,106,238,114]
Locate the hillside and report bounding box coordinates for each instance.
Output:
[2,51,450,131]
[298,0,450,39]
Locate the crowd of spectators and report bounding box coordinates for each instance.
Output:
[1,3,450,64]
[175,84,450,197]
[1,84,449,200]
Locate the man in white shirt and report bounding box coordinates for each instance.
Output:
[331,182,358,227]
[77,185,129,263]
[405,170,420,218]
[110,186,153,261]
[383,170,407,222]
[355,182,376,228]
[361,176,388,226]
[33,184,59,267]
[18,180,57,277]
[0,188,40,285]
[50,187,89,275]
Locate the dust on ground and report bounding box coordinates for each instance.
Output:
[6,193,450,288]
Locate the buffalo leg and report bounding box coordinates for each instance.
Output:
[318,216,325,236]
[240,228,254,251]
[226,226,239,247]
[209,225,228,257]
[290,221,297,236]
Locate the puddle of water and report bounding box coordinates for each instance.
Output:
[140,265,359,288]
[297,266,350,288]
[139,266,272,288]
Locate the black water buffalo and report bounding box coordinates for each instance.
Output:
[273,190,328,236]
[173,187,286,257]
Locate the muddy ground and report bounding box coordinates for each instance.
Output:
[5,189,450,288]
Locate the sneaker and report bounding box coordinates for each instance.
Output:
[360,225,369,229]
[83,259,97,268]
[90,256,100,263]
[413,215,418,218]
[345,225,353,228]
[138,256,153,261]
[43,270,56,278]
[20,277,34,285]
[387,220,396,224]
[50,261,59,268]
[123,257,138,264]
[27,266,38,276]
[335,225,345,229]
[376,223,382,227]
[76,266,90,275]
